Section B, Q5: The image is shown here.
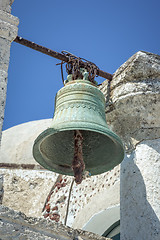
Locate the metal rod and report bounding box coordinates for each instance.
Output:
[64,178,74,225]
[14,36,113,80]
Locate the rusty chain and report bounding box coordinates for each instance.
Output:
[60,51,99,84]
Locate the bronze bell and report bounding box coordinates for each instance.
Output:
[33,78,124,183]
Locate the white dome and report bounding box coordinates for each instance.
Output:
[0,119,52,166]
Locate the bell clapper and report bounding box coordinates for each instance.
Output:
[72,130,85,184]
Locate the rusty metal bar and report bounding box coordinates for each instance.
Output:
[14,36,68,62]
[14,36,113,80]
[97,69,113,81]
[0,163,44,170]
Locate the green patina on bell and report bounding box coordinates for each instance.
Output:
[33,75,124,176]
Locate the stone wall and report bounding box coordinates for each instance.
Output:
[0,0,15,13]
[106,51,160,151]
[0,0,19,143]
[106,51,160,240]
[0,205,109,240]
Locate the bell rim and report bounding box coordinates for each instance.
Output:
[33,126,124,176]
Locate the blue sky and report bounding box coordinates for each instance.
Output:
[3,0,160,130]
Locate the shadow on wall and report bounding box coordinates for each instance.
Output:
[120,149,160,240]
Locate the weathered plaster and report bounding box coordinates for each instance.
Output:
[0,168,58,217]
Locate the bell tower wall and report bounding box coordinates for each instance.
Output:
[105,51,160,240]
[0,3,160,237]
[0,0,19,144]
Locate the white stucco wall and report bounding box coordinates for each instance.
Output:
[121,139,160,240]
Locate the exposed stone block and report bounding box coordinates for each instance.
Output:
[0,0,14,13]
[105,51,160,151]
[0,205,110,240]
